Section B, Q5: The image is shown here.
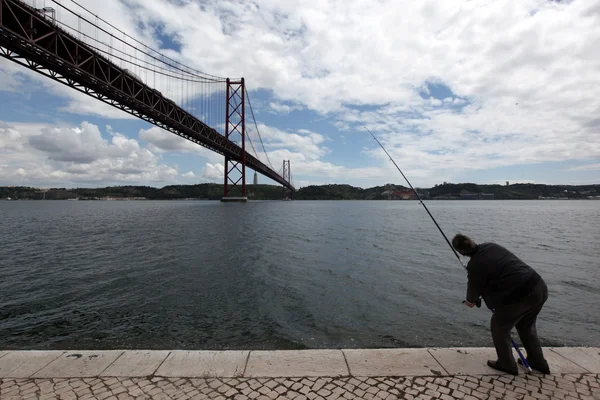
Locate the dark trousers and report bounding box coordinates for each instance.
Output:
[490,280,549,369]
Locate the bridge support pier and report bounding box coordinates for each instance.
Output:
[222,78,247,202]
[220,197,248,203]
[282,160,293,200]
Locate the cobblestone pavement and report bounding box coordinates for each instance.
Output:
[1,373,599,400]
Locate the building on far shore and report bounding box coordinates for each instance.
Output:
[459,190,494,200]
[382,190,421,200]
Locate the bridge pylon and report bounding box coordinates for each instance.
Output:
[222,78,247,202]
[282,160,293,200]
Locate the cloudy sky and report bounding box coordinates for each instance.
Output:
[1,0,599,189]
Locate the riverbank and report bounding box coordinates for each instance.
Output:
[1,347,598,399]
[2,182,598,200]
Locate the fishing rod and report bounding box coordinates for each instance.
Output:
[362,125,464,269]
[363,124,533,374]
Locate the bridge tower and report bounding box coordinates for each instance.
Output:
[222,78,247,202]
[282,160,293,199]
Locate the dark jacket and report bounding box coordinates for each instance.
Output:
[466,243,542,309]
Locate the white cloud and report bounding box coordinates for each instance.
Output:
[139,126,201,153]
[244,123,377,184]
[28,122,141,163]
[182,171,196,178]
[0,60,22,92]
[138,126,223,162]
[251,124,329,161]
[0,120,179,186]
[428,97,443,107]
[0,121,26,152]
[567,163,600,172]
[201,163,224,180]
[256,145,390,187]
[269,102,302,114]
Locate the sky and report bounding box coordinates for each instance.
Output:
[0,0,599,189]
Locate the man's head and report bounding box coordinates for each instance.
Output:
[452,233,477,256]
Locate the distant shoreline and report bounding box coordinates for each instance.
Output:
[1,182,599,201]
[2,197,599,201]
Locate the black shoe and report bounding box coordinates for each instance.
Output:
[517,358,551,374]
[487,360,518,375]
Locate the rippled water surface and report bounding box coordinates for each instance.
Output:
[1,200,599,350]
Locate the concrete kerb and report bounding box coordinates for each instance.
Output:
[0,347,598,379]
[0,351,64,379]
[155,350,249,378]
[245,350,348,378]
[550,347,600,373]
[343,348,443,377]
[101,350,171,377]
[31,350,124,378]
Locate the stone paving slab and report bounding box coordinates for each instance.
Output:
[155,350,249,378]
[1,373,599,400]
[0,351,64,378]
[551,347,600,373]
[245,350,348,377]
[100,350,171,377]
[545,349,590,374]
[31,350,124,378]
[429,347,509,376]
[343,348,444,377]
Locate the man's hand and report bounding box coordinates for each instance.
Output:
[463,300,476,308]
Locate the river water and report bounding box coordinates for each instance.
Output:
[0,200,598,350]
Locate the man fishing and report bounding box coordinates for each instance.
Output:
[362,125,551,375]
[452,233,551,375]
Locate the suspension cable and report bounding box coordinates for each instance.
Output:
[246,90,274,171]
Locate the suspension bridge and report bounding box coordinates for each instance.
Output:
[0,0,295,200]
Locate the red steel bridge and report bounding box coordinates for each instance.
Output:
[0,0,295,198]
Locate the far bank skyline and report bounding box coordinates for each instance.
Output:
[2,182,598,202]
[2,180,599,191]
